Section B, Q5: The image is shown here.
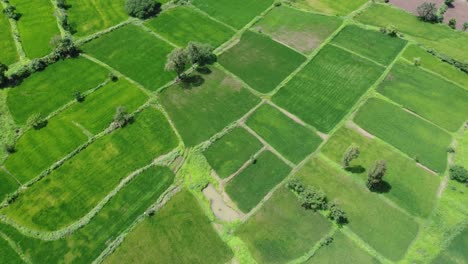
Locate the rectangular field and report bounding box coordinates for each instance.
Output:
[273,44,384,133]
[225,150,291,212]
[432,228,468,264]
[219,30,306,93]
[146,6,235,47]
[377,60,468,132]
[82,24,176,91]
[246,104,322,164]
[0,235,23,264]
[290,0,368,16]
[354,98,452,173]
[0,10,18,65]
[0,170,19,201]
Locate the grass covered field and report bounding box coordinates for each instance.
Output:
[7,57,108,124]
[321,127,439,218]
[273,45,384,132]
[291,0,368,16]
[105,189,233,264]
[432,228,468,264]
[297,157,419,261]
[331,25,407,65]
[225,151,291,212]
[160,67,259,146]
[3,108,178,231]
[246,104,322,164]
[0,10,18,65]
[82,25,176,90]
[378,60,468,132]
[354,98,452,173]
[9,0,59,58]
[146,6,235,47]
[67,0,128,37]
[219,31,305,93]
[0,235,22,264]
[0,170,19,201]
[192,0,273,29]
[253,6,342,54]
[237,187,332,263]
[0,166,174,263]
[204,127,263,179]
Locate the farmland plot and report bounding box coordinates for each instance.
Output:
[290,0,368,16]
[432,228,468,264]
[0,10,18,65]
[0,170,19,201]
[0,235,22,264]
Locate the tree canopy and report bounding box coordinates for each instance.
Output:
[125,0,161,19]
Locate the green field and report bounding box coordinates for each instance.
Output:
[273,44,384,132]
[237,187,332,263]
[331,25,407,65]
[160,67,259,146]
[105,190,233,264]
[225,151,291,212]
[0,10,18,65]
[204,127,263,179]
[253,6,342,54]
[3,108,178,231]
[0,235,22,264]
[246,104,322,164]
[146,6,235,47]
[82,24,176,90]
[9,0,59,58]
[219,30,305,93]
[7,57,108,124]
[192,0,273,29]
[68,0,128,37]
[354,98,452,173]
[0,166,174,263]
[378,60,468,132]
[0,170,19,201]
[432,228,468,264]
[290,0,368,16]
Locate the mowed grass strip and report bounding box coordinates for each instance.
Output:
[3,108,178,231]
[9,0,59,58]
[204,127,263,179]
[331,25,407,65]
[0,10,18,65]
[0,170,19,201]
[105,190,233,264]
[7,57,108,124]
[273,45,384,133]
[297,157,419,261]
[0,234,23,264]
[192,0,273,29]
[246,104,322,164]
[67,0,128,37]
[322,127,439,218]
[225,151,291,213]
[237,187,332,264]
[354,98,452,173]
[0,166,174,263]
[160,67,260,146]
[219,31,305,93]
[253,6,342,54]
[146,6,235,47]
[291,0,367,16]
[83,24,176,90]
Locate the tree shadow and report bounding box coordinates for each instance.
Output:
[33,120,48,130]
[196,66,212,75]
[372,181,392,194]
[180,74,205,89]
[345,165,365,174]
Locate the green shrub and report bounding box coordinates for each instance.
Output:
[125,0,161,19]
[449,165,468,184]
[417,2,438,22]
[299,186,327,211]
[286,178,305,194]
[448,18,456,29]
[328,201,348,225]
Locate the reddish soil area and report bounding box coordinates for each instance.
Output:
[389,0,468,30]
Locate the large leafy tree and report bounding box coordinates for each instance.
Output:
[125,0,161,19]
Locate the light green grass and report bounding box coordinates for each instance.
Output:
[7,57,108,124]
[246,104,322,164]
[273,44,384,132]
[291,0,368,16]
[297,157,419,261]
[0,170,19,201]
[3,108,178,231]
[146,6,235,47]
[219,31,305,93]
[105,189,233,264]
[160,67,260,146]
[237,187,332,263]
[204,127,262,179]
[67,0,128,37]
[0,10,18,65]
[192,0,273,29]
[0,235,23,264]
[9,0,60,58]
[321,127,440,218]
[0,166,174,263]
[82,24,176,90]
[331,25,407,65]
[378,60,468,132]
[225,151,291,212]
[354,98,452,173]
[253,6,342,54]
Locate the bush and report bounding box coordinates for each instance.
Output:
[4,143,16,154]
[413,57,421,66]
[448,18,456,29]
[417,2,438,22]
[299,186,327,211]
[30,59,47,72]
[3,5,20,20]
[74,91,85,102]
[0,63,8,87]
[449,165,468,184]
[463,22,468,31]
[27,113,47,129]
[108,72,118,82]
[51,37,80,58]
[112,106,131,128]
[328,201,348,225]
[125,0,161,19]
[286,178,305,194]
[444,0,454,6]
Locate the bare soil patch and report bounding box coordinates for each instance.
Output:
[346,121,375,139]
[202,183,242,222]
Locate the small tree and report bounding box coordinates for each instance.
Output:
[328,201,348,225]
[463,22,468,31]
[27,113,47,129]
[417,2,438,22]
[449,18,456,29]
[4,143,16,154]
[449,165,467,184]
[165,48,188,79]
[286,178,305,194]
[113,106,130,128]
[3,5,20,20]
[0,63,8,87]
[51,36,80,58]
[341,144,360,169]
[299,187,327,211]
[74,91,85,102]
[367,160,387,191]
[125,0,161,19]
[57,0,68,9]
[413,57,421,66]
[186,42,215,66]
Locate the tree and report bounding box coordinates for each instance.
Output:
[51,36,80,58]
[113,106,130,128]
[449,18,456,29]
[3,5,20,20]
[328,201,348,225]
[0,63,8,87]
[413,57,421,66]
[286,178,305,194]
[341,144,360,169]
[57,0,68,9]
[125,0,161,19]
[27,113,47,129]
[186,42,215,66]
[445,0,454,6]
[165,48,188,79]
[417,2,438,22]
[4,143,15,154]
[74,91,85,102]
[299,187,327,211]
[449,165,467,184]
[367,160,387,191]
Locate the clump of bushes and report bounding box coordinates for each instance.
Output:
[112,106,132,128]
[2,4,20,20]
[125,0,161,19]
[380,25,399,37]
[165,42,216,80]
[449,165,467,185]
[27,113,47,129]
[4,143,16,154]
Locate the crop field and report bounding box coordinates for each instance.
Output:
[0,234,23,264]
[273,44,384,132]
[432,228,468,264]
[0,169,18,201]
[290,0,368,16]
[219,30,306,93]
[0,11,18,65]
